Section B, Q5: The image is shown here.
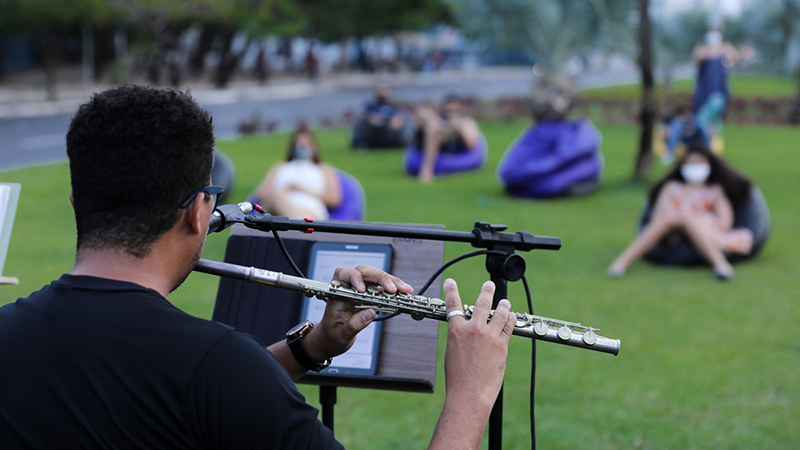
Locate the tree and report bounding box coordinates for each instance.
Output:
[0,0,111,100]
[634,0,655,180]
[741,0,800,81]
[653,9,707,102]
[111,0,303,88]
[297,0,449,41]
[448,0,634,73]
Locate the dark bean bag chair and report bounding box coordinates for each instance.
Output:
[212,150,236,203]
[640,186,771,265]
[351,113,413,150]
[496,119,603,198]
[404,134,488,176]
[247,169,365,222]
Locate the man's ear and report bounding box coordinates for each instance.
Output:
[69,189,74,208]
[184,194,205,236]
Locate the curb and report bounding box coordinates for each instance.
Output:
[0,68,533,120]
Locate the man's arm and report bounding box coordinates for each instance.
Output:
[268,265,414,381]
[428,279,515,450]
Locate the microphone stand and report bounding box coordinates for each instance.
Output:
[219,211,562,450]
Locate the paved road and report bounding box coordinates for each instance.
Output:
[0,67,650,171]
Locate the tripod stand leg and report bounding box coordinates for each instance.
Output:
[488,274,507,450]
[320,385,337,433]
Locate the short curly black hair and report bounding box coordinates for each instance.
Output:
[66,85,215,257]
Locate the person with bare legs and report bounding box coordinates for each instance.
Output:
[608,144,753,280]
[413,95,481,183]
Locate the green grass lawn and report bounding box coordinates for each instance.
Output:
[1,119,798,449]
[580,73,797,101]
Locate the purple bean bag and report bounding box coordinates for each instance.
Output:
[327,170,365,221]
[404,134,488,176]
[247,170,365,221]
[497,119,602,198]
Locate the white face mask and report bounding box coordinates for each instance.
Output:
[705,30,723,46]
[681,163,711,185]
[292,144,314,161]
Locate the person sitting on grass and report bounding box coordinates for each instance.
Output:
[412,94,482,183]
[254,124,342,220]
[351,83,411,149]
[608,143,753,280]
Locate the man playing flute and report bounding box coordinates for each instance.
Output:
[0,85,515,450]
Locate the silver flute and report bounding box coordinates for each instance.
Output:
[194,259,620,356]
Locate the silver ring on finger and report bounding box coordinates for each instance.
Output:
[446,310,465,322]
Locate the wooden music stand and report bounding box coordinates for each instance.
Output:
[0,183,20,285]
[211,222,444,431]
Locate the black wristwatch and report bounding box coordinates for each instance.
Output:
[286,320,332,372]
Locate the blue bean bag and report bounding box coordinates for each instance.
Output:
[404,134,488,176]
[496,119,603,198]
[327,170,366,221]
[212,150,236,203]
[640,186,771,266]
[247,169,365,222]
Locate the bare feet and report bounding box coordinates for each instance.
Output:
[713,264,734,281]
[418,168,434,183]
[607,265,626,278]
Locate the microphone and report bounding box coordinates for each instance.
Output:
[207,202,255,234]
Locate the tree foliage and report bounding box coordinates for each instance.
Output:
[741,0,800,77]
[448,0,635,72]
[0,0,111,33]
[296,0,450,41]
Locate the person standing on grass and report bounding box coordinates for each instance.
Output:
[0,84,515,450]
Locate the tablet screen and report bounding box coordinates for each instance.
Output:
[301,242,392,375]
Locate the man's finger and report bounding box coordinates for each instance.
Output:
[333,265,414,294]
[346,308,376,335]
[489,299,513,336]
[471,281,495,322]
[333,266,365,291]
[354,264,414,294]
[443,278,464,320]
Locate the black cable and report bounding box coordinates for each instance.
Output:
[374,249,508,322]
[271,229,306,278]
[522,275,536,450]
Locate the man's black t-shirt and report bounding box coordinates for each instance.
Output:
[0,274,343,450]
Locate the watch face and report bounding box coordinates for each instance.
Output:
[286,320,313,339]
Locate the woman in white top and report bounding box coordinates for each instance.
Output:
[255,126,342,220]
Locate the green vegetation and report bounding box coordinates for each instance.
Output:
[580,73,798,101]
[1,120,798,449]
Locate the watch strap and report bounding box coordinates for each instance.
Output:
[287,329,332,372]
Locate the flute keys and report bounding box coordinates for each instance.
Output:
[533,321,549,336]
[582,330,598,346]
[557,326,573,341]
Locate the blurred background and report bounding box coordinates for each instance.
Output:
[2,0,800,449]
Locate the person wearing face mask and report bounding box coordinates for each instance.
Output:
[254,125,342,220]
[608,144,754,280]
[661,28,742,165]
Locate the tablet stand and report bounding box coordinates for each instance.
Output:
[211,223,446,432]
